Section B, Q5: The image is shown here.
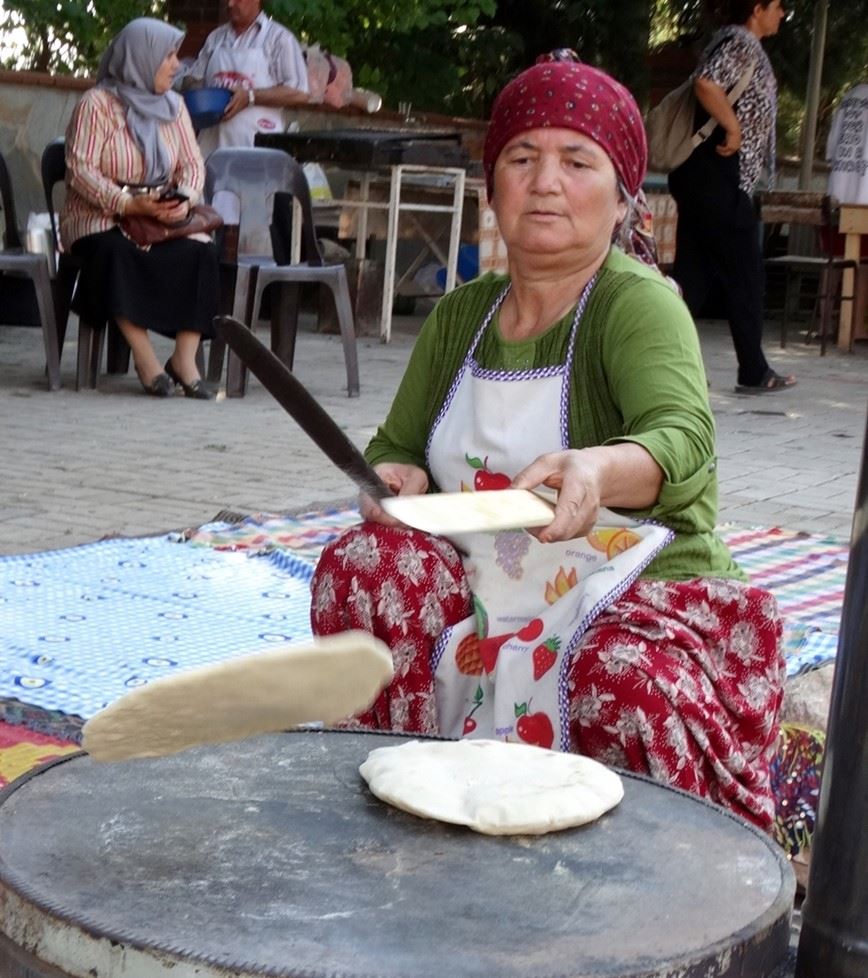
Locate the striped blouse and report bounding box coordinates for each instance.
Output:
[60,88,205,250]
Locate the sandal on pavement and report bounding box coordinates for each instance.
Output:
[137,370,175,398]
[164,358,213,400]
[734,369,797,395]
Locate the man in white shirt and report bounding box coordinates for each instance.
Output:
[826,83,868,206]
[184,0,309,156]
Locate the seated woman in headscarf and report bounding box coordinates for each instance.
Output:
[310,54,784,831]
[60,18,218,399]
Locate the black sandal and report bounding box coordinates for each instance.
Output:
[164,358,213,400]
[734,369,797,394]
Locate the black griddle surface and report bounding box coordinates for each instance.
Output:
[0,730,794,978]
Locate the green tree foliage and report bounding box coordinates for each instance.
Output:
[269,0,497,116]
[479,0,653,100]
[0,0,166,74]
[765,0,868,156]
[275,0,652,116]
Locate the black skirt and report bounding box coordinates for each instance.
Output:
[71,227,219,339]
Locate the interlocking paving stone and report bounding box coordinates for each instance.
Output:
[1,313,866,554]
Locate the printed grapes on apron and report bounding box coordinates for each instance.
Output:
[427,281,673,751]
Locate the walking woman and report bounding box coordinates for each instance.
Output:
[669,0,795,394]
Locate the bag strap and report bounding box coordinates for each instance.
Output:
[691,58,756,149]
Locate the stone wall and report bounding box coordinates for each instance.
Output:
[0,71,89,223]
[0,68,486,236]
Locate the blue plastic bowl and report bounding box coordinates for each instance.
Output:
[183,87,232,130]
[435,244,479,290]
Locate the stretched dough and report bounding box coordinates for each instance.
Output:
[359,739,623,835]
[82,631,393,762]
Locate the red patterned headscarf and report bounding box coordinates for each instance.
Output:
[483,56,648,200]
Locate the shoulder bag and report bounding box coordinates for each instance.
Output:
[120,203,223,248]
[646,59,756,174]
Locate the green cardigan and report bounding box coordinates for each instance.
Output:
[366,248,744,582]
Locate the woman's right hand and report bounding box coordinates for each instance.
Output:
[123,193,189,224]
[360,462,429,526]
[716,123,742,157]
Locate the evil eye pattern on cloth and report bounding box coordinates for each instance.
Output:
[0,535,314,721]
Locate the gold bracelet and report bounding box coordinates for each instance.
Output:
[247,88,255,107]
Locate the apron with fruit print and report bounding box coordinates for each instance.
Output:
[428,282,673,752]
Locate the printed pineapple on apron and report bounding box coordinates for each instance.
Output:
[428,281,673,752]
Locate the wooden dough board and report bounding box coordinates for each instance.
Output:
[382,489,555,534]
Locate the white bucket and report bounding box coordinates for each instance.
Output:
[25,214,57,277]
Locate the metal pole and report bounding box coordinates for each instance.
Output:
[795,407,868,978]
[797,0,829,190]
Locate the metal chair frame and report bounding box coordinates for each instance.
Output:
[761,191,860,355]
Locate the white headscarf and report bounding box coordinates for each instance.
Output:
[96,18,185,185]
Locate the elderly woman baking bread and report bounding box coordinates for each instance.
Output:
[61,18,218,398]
[310,55,784,830]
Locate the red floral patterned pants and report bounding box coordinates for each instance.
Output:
[311,523,784,830]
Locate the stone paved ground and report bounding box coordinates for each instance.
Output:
[1,312,865,556]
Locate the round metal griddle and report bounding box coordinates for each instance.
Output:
[0,730,794,978]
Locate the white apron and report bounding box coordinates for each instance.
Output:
[197,18,285,157]
[428,283,673,752]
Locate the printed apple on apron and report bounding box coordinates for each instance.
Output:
[427,282,673,752]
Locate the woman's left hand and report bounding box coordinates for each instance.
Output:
[125,193,189,224]
[716,124,742,157]
[512,449,604,543]
[152,197,189,224]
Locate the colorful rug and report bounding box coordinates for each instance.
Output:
[0,719,79,790]
[186,502,360,562]
[719,525,847,676]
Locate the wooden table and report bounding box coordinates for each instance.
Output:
[838,203,868,351]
